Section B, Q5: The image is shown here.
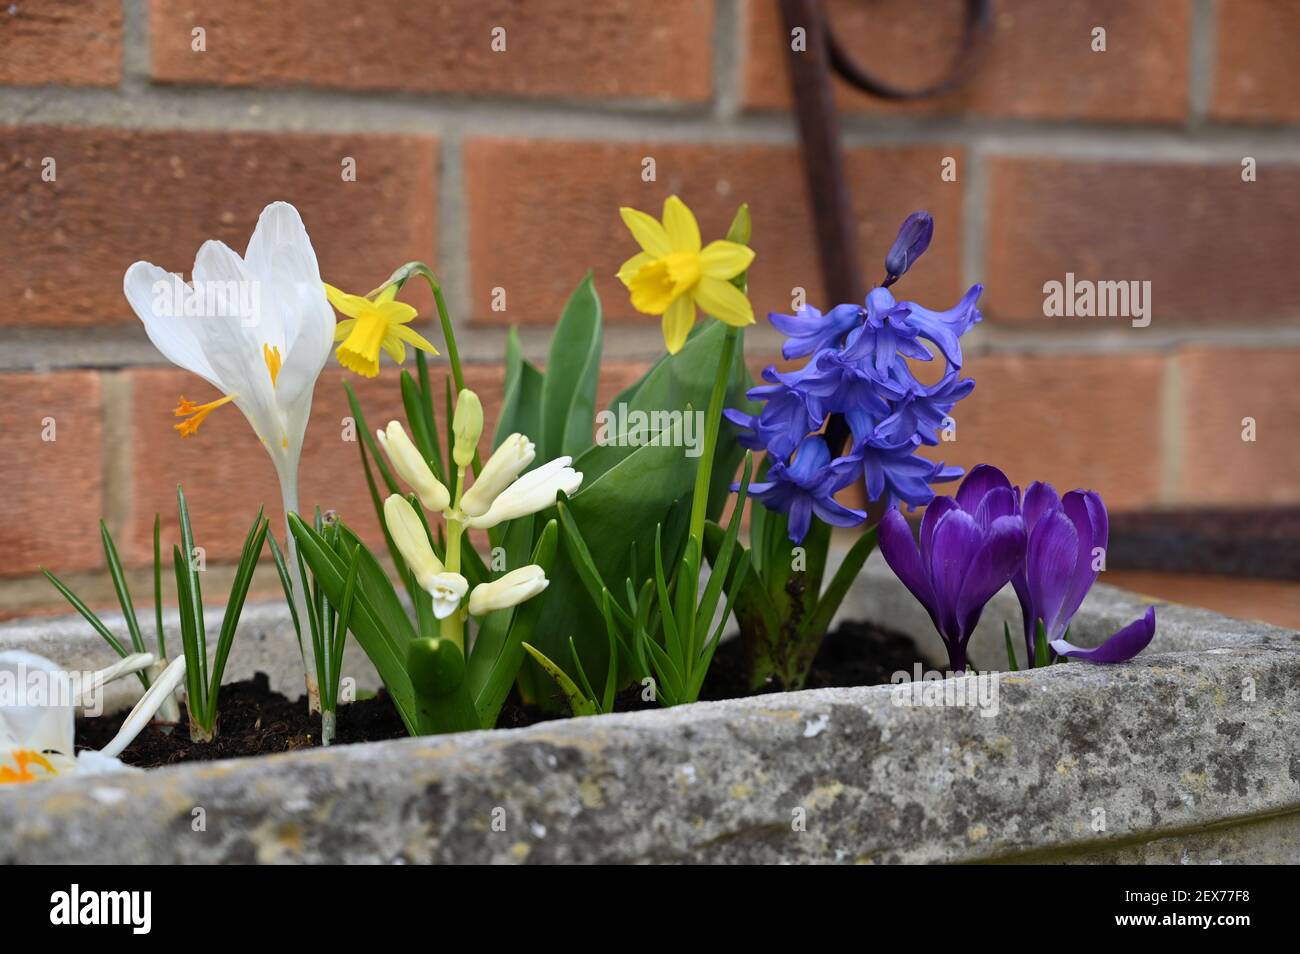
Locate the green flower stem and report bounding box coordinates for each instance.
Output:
[441,466,467,651]
[687,324,740,546]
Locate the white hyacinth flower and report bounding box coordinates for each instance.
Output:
[464,456,583,530]
[468,565,549,616]
[460,433,535,518]
[427,572,469,620]
[377,421,451,513]
[383,494,444,590]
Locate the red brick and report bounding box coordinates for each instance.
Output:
[984,158,1300,326]
[914,352,1166,511]
[0,0,122,87]
[0,371,104,578]
[150,0,713,102]
[0,127,437,328]
[122,358,653,565]
[465,138,965,328]
[1212,0,1300,124]
[1176,347,1300,505]
[743,0,1189,123]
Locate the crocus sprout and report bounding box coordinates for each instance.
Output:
[375,391,580,647]
[617,195,756,354]
[123,201,333,708]
[0,651,187,785]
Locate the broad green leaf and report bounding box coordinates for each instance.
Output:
[522,642,597,718]
[493,327,545,452]
[540,273,603,461]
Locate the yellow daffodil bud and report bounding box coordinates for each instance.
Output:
[382,494,443,589]
[460,433,536,518]
[376,421,450,513]
[468,565,549,616]
[452,389,483,468]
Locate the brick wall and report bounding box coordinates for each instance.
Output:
[1,0,1298,615]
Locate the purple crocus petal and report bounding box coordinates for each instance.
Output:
[929,508,982,642]
[878,508,938,624]
[955,514,1028,640]
[1052,606,1156,663]
[1056,490,1104,631]
[1021,480,1061,534]
[971,486,1019,532]
[919,495,958,558]
[955,463,1012,513]
[1026,510,1080,642]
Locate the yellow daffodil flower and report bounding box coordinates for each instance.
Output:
[617,195,755,354]
[325,282,439,377]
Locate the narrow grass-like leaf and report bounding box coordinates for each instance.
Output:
[153,513,166,661]
[521,642,597,717]
[176,486,208,695]
[41,569,144,687]
[1003,622,1020,672]
[173,544,204,724]
[804,526,879,640]
[98,520,146,657]
[206,510,267,724]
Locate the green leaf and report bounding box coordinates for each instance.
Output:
[41,568,144,686]
[804,526,879,640]
[540,273,603,460]
[98,520,146,657]
[400,370,443,483]
[207,510,266,724]
[522,642,597,718]
[290,515,422,735]
[408,637,480,733]
[1003,621,1020,672]
[415,350,446,480]
[175,485,208,696]
[172,544,204,724]
[152,513,166,661]
[266,532,304,655]
[493,327,545,452]
[1034,619,1051,669]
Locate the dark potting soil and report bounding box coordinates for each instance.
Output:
[78,620,932,769]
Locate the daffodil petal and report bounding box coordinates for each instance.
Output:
[661,295,695,354]
[619,207,672,257]
[699,240,755,280]
[693,276,754,327]
[390,323,440,354]
[333,318,356,342]
[375,300,419,325]
[381,334,406,365]
[662,196,701,254]
[323,283,371,319]
[617,252,653,288]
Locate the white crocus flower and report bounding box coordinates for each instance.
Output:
[468,565,549,616]
[122,201,334,699]
[377,421,451,513]
[460,433,535,518]
[427,572,469,620]
[383,494,444,589]
[0,651,187,785]
[464,456,583,530]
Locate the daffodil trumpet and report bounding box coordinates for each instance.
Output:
[124,201,333,712]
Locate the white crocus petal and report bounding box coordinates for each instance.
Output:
[382,495,444,589]
[465,457,583,530]
[427,573,469,620]
[376,421,451,513]
[0,650,76,761]
[468,565,549,616]
[460,433,536,518]
[99,656,188,759]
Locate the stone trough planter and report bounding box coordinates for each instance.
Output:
[2,553,1298,864]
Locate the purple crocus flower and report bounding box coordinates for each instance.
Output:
[878,464,1027,672]
[884,210,934,283]
[769,303,863,360]
[1009,478,1156,665]
[741,435,866,544]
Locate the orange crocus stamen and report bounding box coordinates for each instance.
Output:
[263,343,282,387]
[173,393,237,438]
[0,749,57,784]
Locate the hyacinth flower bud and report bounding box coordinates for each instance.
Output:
[452,389,483,468]
[376,421,450,513]
[461,433,535,518]
[468,565,549,616]
[884,210,934,286]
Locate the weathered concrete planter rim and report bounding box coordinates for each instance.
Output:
[3,556,1298,864]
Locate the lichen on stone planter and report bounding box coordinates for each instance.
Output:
[3,557,1297,865]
